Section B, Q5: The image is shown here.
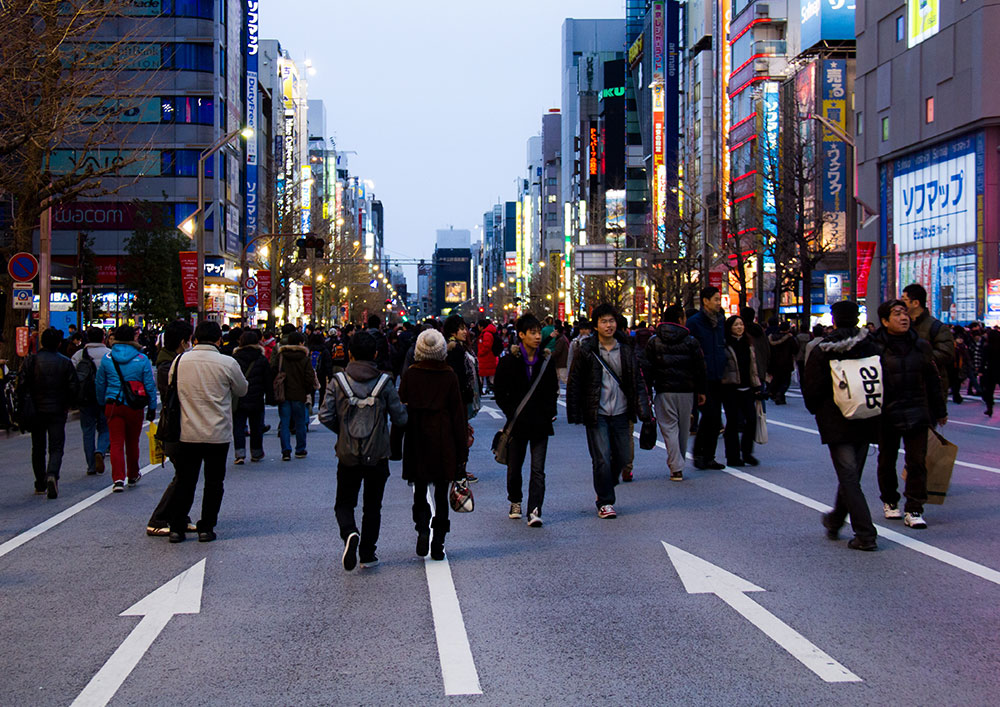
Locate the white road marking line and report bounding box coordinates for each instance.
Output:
[946,419,1000,431]
[662,542,862,683]
[0,462,161,559]
[309,414,321,427]
[478,405,504,420]
[423,489,482,696]
[71,559,206,707]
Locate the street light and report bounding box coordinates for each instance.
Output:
[185,125,254,322]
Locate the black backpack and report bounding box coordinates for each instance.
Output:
[75,347,98,407]
[490,329,503,357]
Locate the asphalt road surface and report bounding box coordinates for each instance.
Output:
[2,387,998,706]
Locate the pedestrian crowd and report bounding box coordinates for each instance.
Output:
[7,278,999,566]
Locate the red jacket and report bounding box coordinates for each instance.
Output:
[477,323,499,376]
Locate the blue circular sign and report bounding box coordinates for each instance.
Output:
[244,294,258,308]
[8,252,38,282]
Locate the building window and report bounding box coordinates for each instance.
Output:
[856,111,863,135]
[897,16,905,41]
[881,116,890,141]
[926,97,935,123]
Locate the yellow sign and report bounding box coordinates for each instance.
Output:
[908,0,939,48]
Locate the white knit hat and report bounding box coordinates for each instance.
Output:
[414,329,447,362]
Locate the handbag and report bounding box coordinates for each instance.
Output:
[491,354,552,465]
[754,399,768,445]
[902,428,957,504]
[829,355,883,419]
[155,354,183,445]
[639,418,658,450]
[449,477,474,513]
[273,352,287,403]
[112,356,150,410]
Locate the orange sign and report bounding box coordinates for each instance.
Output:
[16,327,30,357]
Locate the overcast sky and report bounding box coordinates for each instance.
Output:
[259,0,624,287]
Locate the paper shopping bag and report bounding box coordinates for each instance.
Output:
[147,422,164,465]
[902,428,957,504]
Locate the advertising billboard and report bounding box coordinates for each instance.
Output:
[606,190,626,231]
[801,0,857,51]
[652,2,664,83]
[908,0,940,49]
[245,1,259,240]
[822,60,848,252]
[445,281,468,303]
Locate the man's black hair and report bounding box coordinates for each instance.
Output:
[239,330,261,347]
[367,314,382,329]
[163,320,193,351]
[40,327,63,351]
[591,302,618,323]
[350,330,377,361]
[663,303,685,324]
[194,321,222,344]
[287,331,305,346]
[515,312,541,334]
[878,299,907,323]
[86,326,105,344]
[699,286,720,302]
[576,318,592,331]
[740,306,756,324]
[114,324,135,342]
[281,323,296,336]
[902,283,928,308]
[830,300,860,328]
[443,314,467,339]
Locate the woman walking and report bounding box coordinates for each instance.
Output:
[721,315,761,467]
[233,330,272,463]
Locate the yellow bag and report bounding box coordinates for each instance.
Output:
[147,422,164,465]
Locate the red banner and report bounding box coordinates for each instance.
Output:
[16,327,30,357]
[179,251,199,308]
[302,285,313,316]
[709,271,723,289]
[635,286,647,317]
[856,241,877,299]
[558,302,566,321]
[256,269,271,312]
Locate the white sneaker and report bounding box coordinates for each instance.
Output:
[883,503,903,519]
[527,508,543,527]
[508,502,522,519]
[904,512,927,529]
[598,504,617,519]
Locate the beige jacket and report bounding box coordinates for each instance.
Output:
[170,344,249,444]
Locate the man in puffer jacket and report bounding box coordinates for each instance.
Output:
[271,331,315,461]
[233,330,273,463]
[96,324,157,492]
[639,304,706,481]
[872,299,948,530]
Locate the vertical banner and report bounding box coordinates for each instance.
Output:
[558,301,566,321]
[245,1,259,242]
[303,285,313,316]
[179,251,199,308]
[256,269,271,312]
[16,327,30,357]
[822,59,848,251]
[856,242,877,298]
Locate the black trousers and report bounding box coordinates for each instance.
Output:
[412,480,450,538]
[877,426,928,514]
[167,442,229,533]
[31,412,67,487]
[982,373,997,411]
[770,370,792,402]
[506,435,548,512]
[721,387,756,462]
[334,460,390,558]
[827,442,877,543]
[693,380,723,462]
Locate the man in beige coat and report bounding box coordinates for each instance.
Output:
[166,321,248,543]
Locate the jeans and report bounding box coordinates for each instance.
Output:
[80,404,109,473]
[106,403,144,483]
[412,480,450,538]
[827,442,877,543]
[506,435,548,512]
[278,401,309,454]
[167,442,229,533]
[233,406,265,459]
[877,425,929,514]
[31,412,67,488]
[655,392,693,474]
[693,380,723,462]
[334,460,390,559]
[586,413,632,507]
[722,387,756,462]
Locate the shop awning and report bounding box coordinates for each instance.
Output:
[205,276,240,287]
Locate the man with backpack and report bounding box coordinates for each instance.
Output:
[71,327,110,475]
[803,301,881,551]
[320,331,407,570]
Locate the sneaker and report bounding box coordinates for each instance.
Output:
[670,471,683,482]
[46,476,58,499]
[295,450,308,458]
[883,503,903,520]
[250,455,264,462]
[112,481,125,493]
[416,532,430,557]
[263,424,272,433]
[848,537,877,551]
[282,451,291,461]
[127,473,141,487]
[743,454,760,467]
[198,530,217,543]
[696,459,725,470]
[598,504,617,519]
[94,452,105,474]
[465,472,478,483]
[822,513,840,541]
[508,502,522,519]
[342,532,360,571]
[146,525,170,537]
[168,531,185,543]
[727,458,745,467]
[34,486,47,495]
[234,457,245,465]
[621,469,634,482]
[360,555,379,568]
[527,508,543,527]
[904,512,927,529]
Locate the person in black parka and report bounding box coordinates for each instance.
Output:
[233,330,273,463]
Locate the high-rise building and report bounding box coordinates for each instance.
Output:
[434,228,472,315]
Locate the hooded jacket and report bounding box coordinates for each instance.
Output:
[767,331,799,376]
[687,308,727,381]
[96,342,158,412]
[873,327,947,432]
[476,323,499,376]
[398,359,468,483]
[639,322,707,395]
[234,344,273,410]
[566,334,651,427]
[802,327,881,445]
[271,344,315,403]
[25,350,79,415]
[493,344,559,439]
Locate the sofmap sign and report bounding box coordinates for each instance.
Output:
[245,1,259,239]
[801,0,856,51]
[893,135,980,253]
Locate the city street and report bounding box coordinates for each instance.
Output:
[2,390,999,705]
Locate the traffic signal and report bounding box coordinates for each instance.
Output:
[296,238,308,259]
[311,236,325,258]
[296,235,325,259]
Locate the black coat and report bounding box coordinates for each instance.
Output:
[566,335,651,427]
[639,322,707,395]
[803,327,881,446]
[308,345,334,382]
[25,350,79,415]
[767,332,799,375]
[873,328,947,431]
[399,360,468,484]
[233,345,272,410]
[493,344,559,439]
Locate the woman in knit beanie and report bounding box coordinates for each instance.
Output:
[399,328,468,560]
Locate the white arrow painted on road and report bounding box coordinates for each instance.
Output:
[478,405,504,420]
[661,542,861,683]
[71,559,207,707]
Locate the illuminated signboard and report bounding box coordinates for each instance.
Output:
[822,60,848,251]
[606,190,626,230]
[599,86,626,100]
[589,127,599,176]
[628,34,643,67]
[445,281,468,303]
[801,0,857,51]
[908,0,939,48]
[245,1,259,238]
[652,2,665,83]
[720,0,731,218]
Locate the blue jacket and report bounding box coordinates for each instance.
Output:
[686,309,727,382]
[96,342,158,412]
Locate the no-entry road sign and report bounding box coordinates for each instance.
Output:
[8,252,39,282]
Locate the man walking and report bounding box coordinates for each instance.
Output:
[873,299,948,529]
[71,327,110,476]
[567,303,651,518]
[165,322,248,543]
[271,331,315,461]
[902,283,954,401]
[767,321,799,405]
[493,313,559,526]
[686,287,728,470]
[803,301,880,551]
[640,304,706,481]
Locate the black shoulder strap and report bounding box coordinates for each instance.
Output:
[591,349,624,388]
[503,354,552,433]
[929,318,943,341]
